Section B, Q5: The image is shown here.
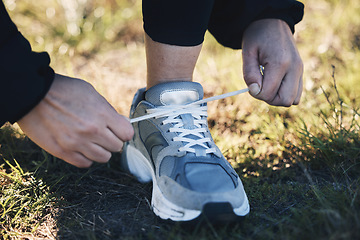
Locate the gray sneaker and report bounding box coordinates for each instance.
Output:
[121,81,250,222]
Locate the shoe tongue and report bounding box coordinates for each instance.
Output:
[145,81,204,106]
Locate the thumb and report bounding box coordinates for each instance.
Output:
[242,52,263,97]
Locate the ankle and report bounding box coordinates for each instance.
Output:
[146,78,192,89]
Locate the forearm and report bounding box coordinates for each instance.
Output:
[0,1,55,126]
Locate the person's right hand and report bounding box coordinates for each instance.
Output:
[17,74,134,168]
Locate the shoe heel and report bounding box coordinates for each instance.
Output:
[121,142,153,183]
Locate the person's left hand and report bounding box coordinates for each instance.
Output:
[242,19,303,107]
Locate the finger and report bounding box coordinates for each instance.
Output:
[257,62,287,104]
[63,152,94,168]
[94,127,124,152]
[293,72,303,105]
[78,143,112,164]
[51,137,95,168]
[270,75,298,107]
[242,47,262,96]
[49,138,94,168]
[107,113,134,142]
[270,65,302,106]
[21,121,94,168]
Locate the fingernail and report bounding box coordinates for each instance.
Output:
[249,83,261,96]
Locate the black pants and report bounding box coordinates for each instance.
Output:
[143,0,304,49]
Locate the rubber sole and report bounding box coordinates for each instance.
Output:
[123,143,249,222]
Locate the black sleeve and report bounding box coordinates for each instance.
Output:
[208,0,305,49]
[142,0,304,49]
[0,1,55,126]
[143,0,215,47]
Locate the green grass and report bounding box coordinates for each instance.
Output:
[1,0,360,239]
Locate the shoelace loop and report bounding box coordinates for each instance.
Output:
[130,87,249,155]
[146,104,216,155]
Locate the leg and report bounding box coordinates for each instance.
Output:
[142,0,213,89]
[145,33,202,89]
[121,0,249,222]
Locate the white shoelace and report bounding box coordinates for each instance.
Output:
[130,87,249,154]
[130,87,249,123]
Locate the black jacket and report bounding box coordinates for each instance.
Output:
[0,1,54,126]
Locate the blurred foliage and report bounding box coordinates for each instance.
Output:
[5,0,143,58]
